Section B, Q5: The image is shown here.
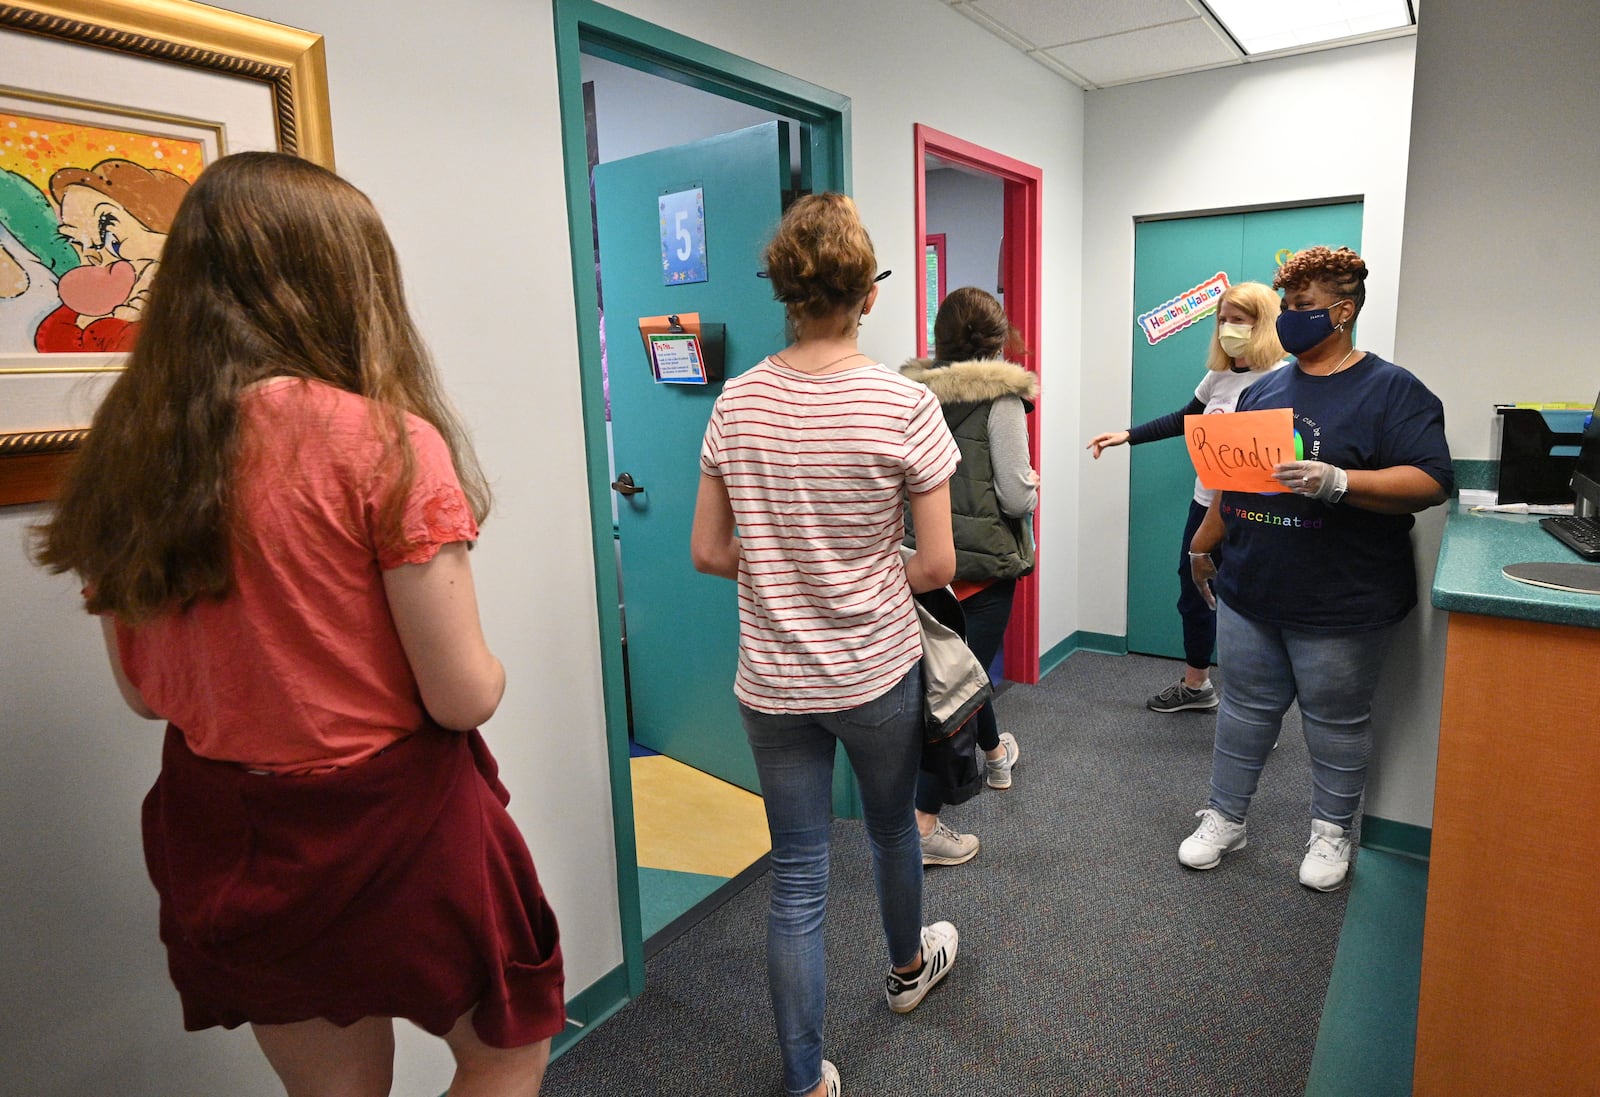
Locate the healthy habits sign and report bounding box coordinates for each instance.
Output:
[1137,272,1229,346]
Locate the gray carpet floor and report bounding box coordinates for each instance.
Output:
[544,652,1351,1096]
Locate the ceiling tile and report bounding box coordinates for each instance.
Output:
[1043,19,1241,86]
[965,0,1201,48]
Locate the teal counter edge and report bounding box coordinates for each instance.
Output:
[1431,503,1600,628]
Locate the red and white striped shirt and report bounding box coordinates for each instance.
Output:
[700,357,960,714]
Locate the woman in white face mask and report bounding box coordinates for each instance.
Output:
[1086,280,1287,713]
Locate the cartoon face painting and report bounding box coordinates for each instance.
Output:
[0,168,78,351]
[0,110,205,354]
[32,159,190,353]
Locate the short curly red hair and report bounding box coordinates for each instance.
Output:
[1273,245,1367,316]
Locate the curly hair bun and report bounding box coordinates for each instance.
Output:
[762,193,876,322]
[1273,245,1368,292]
[933,286,1008,362]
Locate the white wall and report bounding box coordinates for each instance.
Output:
[1379,0,1600,829]
[1079,37,1417,638]
[926,166,1004,298]
[1395,0,1600,458]
[1,1,610,1093]
[602,0,1086,651]
[16,0,1593,1087]
[1078,39,1429,824]
[0,1,1082,1094]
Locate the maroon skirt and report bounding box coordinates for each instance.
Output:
[142,724,565,1047]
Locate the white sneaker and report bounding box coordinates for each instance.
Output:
[885,921,959,1013]
[985,732,1020,789]
[1300,819,1353,891]
[820,1059,841,1096]
[1178,807,1247,869]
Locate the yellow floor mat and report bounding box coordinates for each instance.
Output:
[631,754,770,878]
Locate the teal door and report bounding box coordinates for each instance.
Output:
[593,122,793,793]
[1127,202,1363,659]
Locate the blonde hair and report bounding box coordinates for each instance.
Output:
[1205,281,1287,372]
[762,192,876,336]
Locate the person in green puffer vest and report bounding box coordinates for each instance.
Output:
[902,286,1038,867]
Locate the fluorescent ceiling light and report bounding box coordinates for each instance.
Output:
[1203,0,1414,55]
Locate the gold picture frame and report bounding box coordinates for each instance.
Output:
[0,0,333,506]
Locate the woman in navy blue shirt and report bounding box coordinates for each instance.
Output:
[1179,246,1453,891]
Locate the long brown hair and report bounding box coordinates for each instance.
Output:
[35,151,491,622]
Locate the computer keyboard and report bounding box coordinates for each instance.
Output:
[1539,515,1600,560]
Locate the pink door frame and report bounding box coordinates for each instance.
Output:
[913,123,1042,686]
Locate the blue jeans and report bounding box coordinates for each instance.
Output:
[915,578,1014,813]
[1208,599,1395,828]
[740,667,925,1096]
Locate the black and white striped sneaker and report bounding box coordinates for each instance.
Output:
[885,921,959,1013]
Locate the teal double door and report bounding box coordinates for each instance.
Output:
[593,121,796,794]
[1127,202,1363,659]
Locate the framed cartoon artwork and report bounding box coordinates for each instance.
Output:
[0,0,334,506]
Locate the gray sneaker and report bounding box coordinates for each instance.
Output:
[1147,679,1218,713]
[920,820,979,866]
[985,732,1020,789]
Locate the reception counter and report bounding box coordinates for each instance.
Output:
[1414,504,1600,1095]
[1430,505,1600,626]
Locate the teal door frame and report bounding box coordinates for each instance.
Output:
[553,0,851,1020]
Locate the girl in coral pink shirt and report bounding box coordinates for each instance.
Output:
[36,151,562,1096]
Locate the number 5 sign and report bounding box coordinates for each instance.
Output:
[659,186,708,285]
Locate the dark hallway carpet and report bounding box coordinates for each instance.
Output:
[544,651,1348,1096]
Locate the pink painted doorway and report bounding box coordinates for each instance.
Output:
[913,124,1042,685]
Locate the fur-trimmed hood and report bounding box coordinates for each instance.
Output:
[900,357,1038,408]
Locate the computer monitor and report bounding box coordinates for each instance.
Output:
[1571,391,1600,517]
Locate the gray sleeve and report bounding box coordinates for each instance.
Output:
[988,396,1038,518]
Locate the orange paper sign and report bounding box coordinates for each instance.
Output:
[1185,409,1295,494]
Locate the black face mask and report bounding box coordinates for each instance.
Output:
[1276,300,1348,355]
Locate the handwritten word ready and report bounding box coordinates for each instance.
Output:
[1184,408,1294,493]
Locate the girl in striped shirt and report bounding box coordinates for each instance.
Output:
[691,193,961,1097]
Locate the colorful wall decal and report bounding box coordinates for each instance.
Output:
[1136,271,1229,346]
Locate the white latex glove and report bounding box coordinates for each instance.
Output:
[1273,460,1348,503]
